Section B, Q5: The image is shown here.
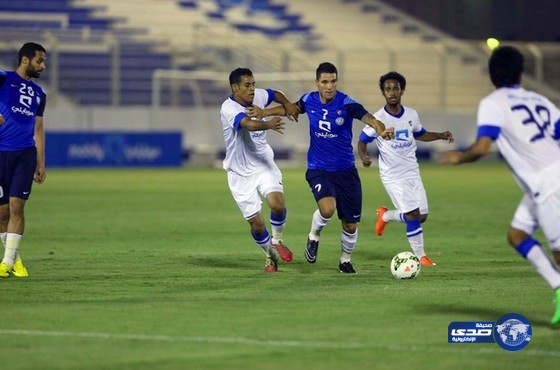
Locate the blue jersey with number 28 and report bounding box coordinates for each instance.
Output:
[0,70,46,151]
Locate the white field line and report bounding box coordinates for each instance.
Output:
[1,329,560,358]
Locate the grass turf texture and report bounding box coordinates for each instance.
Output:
[1,163,558,369]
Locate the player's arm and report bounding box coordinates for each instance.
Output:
[357,140,372,167]
[439,136,493,164]
[0,71,5,125]
[245,90,300,121]
[240,116,285,134]
[34,115,46,183]
[360,112,394,140]
[416,130,454,143]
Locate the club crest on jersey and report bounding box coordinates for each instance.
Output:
[408,121,412,126]
[335,117,344,125]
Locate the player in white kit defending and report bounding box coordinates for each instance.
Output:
[220,68,298,273]
[440,46,560,325]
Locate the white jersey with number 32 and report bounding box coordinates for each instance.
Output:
[477,86,560,200]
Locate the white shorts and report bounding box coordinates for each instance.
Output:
[511,192,560,251]
[383,176,428,215]
[228,167,283,220]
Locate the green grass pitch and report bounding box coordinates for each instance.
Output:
[1,163,558,369]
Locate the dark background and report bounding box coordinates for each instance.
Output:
[381,0,560,42]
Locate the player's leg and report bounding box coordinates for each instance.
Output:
[376,180,406,236]
[335,167,361,274]
[304,170,335,263]
[510,194,560,324]
[228,171,277,272]
[407,180,435,266]
[0,149,34,277]
[260,169,292,262]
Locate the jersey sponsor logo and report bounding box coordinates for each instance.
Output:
[250,131,265,139]
[390,141,413,150]
[319,120,331,132]
[395,129,409,141]
[315,131,338,139]
[11,106,34,116]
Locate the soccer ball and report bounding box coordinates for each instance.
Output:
[390,251,421,279]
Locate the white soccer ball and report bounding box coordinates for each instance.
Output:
[390,251,421,279]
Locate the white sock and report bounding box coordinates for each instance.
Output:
[384,210,405,223]
[409,233,425,258]
[341,229,357,259]
[526,245,560,289]
[309,209,330,240]
[2,233,22,267]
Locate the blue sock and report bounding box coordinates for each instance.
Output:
[515,237,539,258]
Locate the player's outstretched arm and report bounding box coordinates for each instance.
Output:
[240,116,285,134]
[439,136,492,164]
[361,113,394,140]
[417,131,455,143]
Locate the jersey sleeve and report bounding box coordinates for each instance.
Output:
[297,93,310,114]
[343,95,368,119]
[264,88,275,106]
[477,98,503,140]
[36,90,47,117]
[359,125,377,143]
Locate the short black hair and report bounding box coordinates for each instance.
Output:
[18,42,46,65]
[379,71,406,91]
[488,46,524,88]
[316,62,337,80]
[229,67,253,86]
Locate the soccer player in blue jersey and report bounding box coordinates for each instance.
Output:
[358,71,454,267]
[440,46,560,325]
[291,62,394,273]
[0,42,47,278]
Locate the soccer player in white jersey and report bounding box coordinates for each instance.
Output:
[220,68,298,273]
[358,71,454,267]
[440,46,560,325]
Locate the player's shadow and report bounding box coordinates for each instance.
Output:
[416,303,555,328]
[184,255,256,270]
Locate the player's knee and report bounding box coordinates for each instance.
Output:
[553,251,560,265]
[507,227,530,248]
[404,208,421,221]
[342,222,357,234]
[420,214,428,223]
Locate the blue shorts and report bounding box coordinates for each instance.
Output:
[305,167,362,222]
[0,146,37,204]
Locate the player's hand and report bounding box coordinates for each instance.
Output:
[283,102,300,122]
[439,150,462,164]
[380,127,395,140]
[269,116,285,134]
[0,114,4,125]
[34,166,46,184]
[245,105,264,120]
[440,131,455,143]
[360,155,372,167]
